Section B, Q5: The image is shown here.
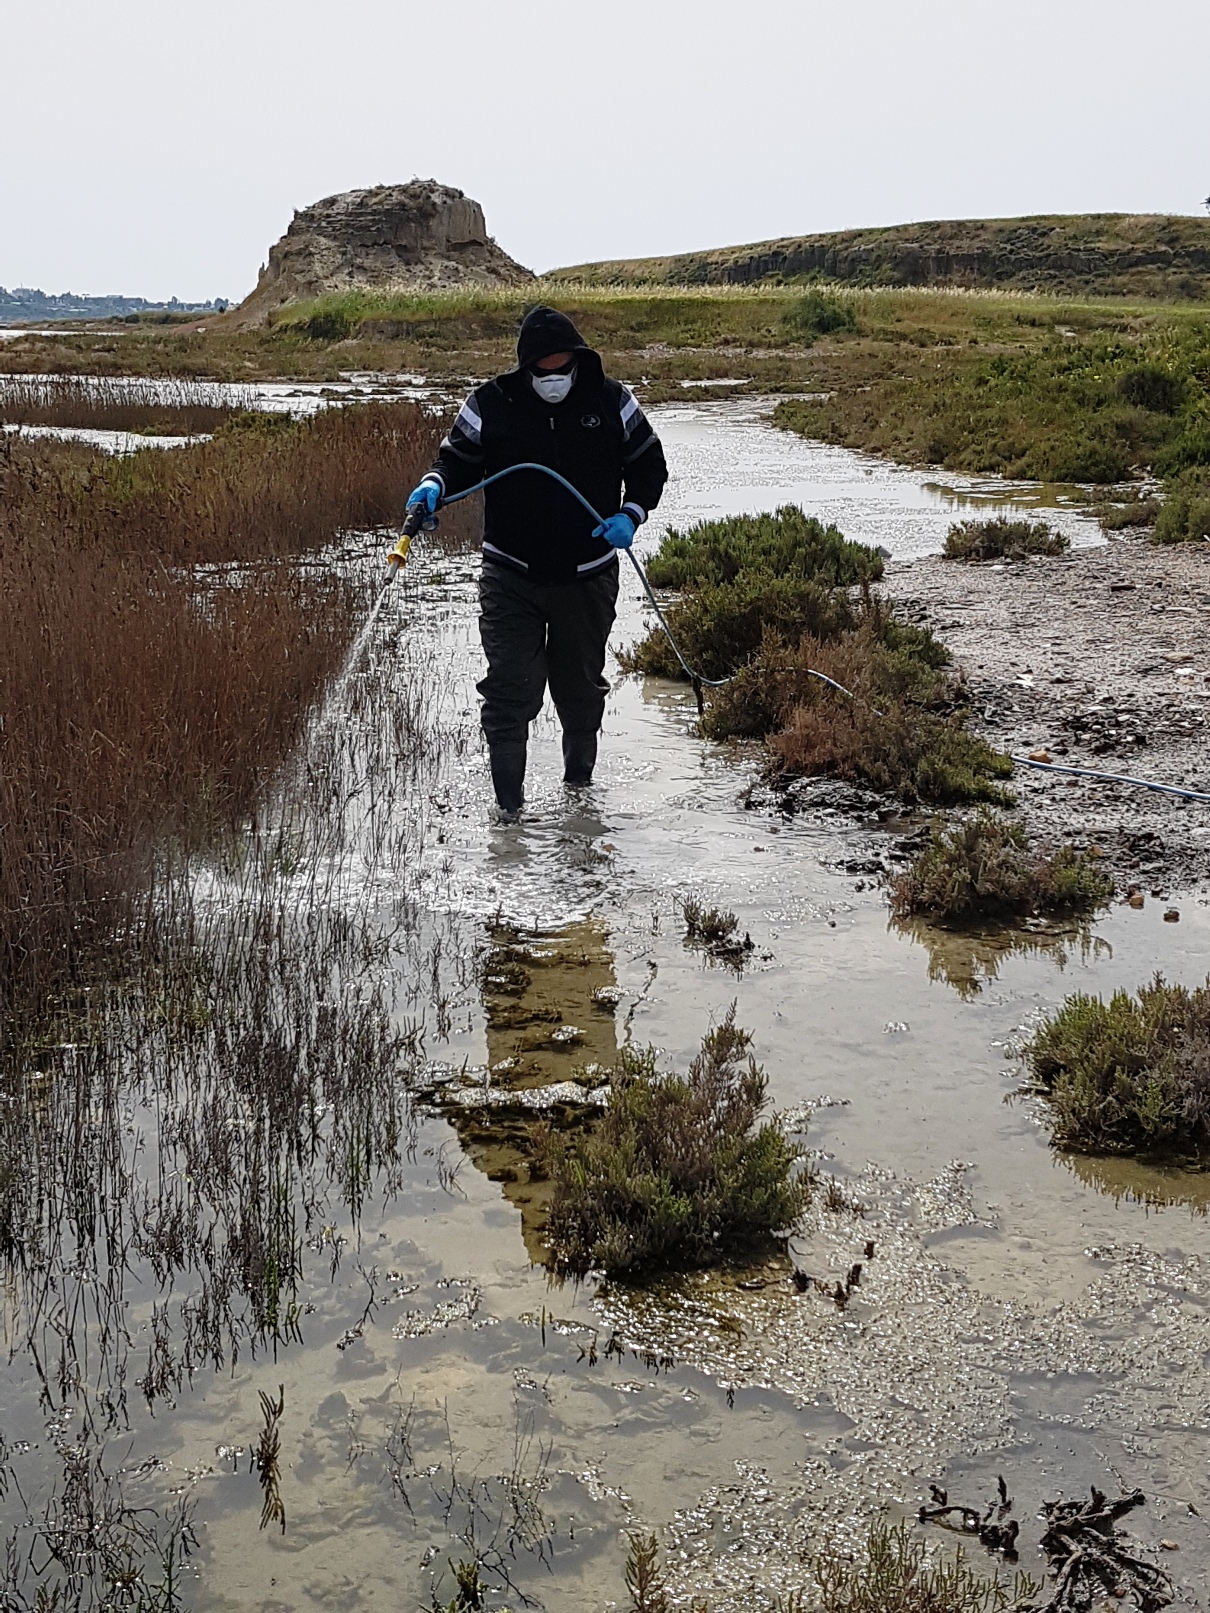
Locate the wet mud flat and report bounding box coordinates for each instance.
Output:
[889,537,1210,893]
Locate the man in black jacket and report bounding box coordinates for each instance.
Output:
[407,305,669,815]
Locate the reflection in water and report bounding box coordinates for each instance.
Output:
[1062,1150,1210,1216]
[896,914,1112,999]
[443,919,619,1263]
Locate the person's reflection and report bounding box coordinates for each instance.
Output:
[448,918,620,1262]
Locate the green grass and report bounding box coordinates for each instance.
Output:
[621,509,1012,806]
[269,281,831,353]
[538,1007,807,1279]
[943,517,1069,562]
[1027,975,1210,1156]
[890,812,1114,922]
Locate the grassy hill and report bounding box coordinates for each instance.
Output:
[548,213,1210,299]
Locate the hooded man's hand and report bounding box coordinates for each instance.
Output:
[406,478,441,514]
[593,512,636,550]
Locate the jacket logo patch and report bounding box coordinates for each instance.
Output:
[580,413,601,428]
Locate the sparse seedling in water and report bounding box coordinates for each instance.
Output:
[806,1518,1039,1613]
[680,895,755,962]
[254,1385,287,1533]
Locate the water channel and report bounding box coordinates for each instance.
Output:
[5,396,1208,1611]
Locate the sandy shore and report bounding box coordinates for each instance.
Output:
[887,534,1210,894]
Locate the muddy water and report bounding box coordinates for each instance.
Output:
[4,399,1207,1611]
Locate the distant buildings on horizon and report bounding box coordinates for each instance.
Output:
[0,286,230,324]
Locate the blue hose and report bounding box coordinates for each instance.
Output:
[1010,754,1210,804]
[437,462,728,692]
[435,462,874,710]
[432,467,1210,808]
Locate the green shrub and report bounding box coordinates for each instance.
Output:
[943,517,1068,562]
[781,290,857,342]
[890,811,1114,922]
[1039,435,1134,484]
[620,572,858,683]
[1152,466,1210,542]
[644,505,882,591]
[624,508,1008,806]
[1154,422,1210,476]
[1027,975,1210,1156]
[1116,365,1185,413]
[540,1007,807,1278]
[1095,493,1162,530]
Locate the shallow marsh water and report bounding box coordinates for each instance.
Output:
[2,399,1207,1611]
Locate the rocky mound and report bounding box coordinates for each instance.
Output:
[551,213,1210,299]
[237,181,532,322]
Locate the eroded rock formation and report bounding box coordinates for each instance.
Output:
[238,181,532,321]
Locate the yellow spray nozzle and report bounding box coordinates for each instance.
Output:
[385,533,412,581]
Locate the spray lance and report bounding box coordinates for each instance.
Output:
[384,498,438,583]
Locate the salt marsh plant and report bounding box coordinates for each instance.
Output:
[806,1519,1038,1613]
[943,518,1069,562]
[1027,975,1210,1157]
[622,508,1012,805]
[890,812,1113,923]
[781,289,857,342]
[0,400,451,1029]
[1152,466,1210,542]
[0,373,250,434]
[541,1006,807,1278]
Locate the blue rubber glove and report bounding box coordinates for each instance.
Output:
[593,511,636,549]
[406,478,441,514]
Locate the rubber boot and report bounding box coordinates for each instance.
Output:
[562,730,598,787]
[489,741,527,817]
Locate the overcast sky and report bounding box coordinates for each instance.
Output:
[3,0,1208,302]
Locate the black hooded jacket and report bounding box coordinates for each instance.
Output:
[425,307,669,584]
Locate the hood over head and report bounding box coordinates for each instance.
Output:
[516,305,591,369]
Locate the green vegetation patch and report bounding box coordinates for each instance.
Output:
[1153,466,1210,543]
[271,283,843,356]
[622,508,1011,806]
[781,289,857,342]
[776,318,1210,490]
[890,811,1114,923]
[943,517,1069,562]
[1027,976,1210,1157]
[645,504,882,591]
[539,1007,807,1279]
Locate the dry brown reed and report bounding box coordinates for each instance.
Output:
[0,401,448,1027]
[2,400,457,564]
[0,373,250,434]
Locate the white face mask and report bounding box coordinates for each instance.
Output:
[531,367,575,404]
